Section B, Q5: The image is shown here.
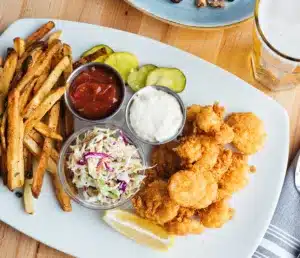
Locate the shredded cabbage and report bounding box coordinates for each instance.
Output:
[66,127,146,205]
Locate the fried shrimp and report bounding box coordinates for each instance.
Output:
[199,199,235,228]
[165,218,205,236]
[226,112,266,154]
[186,104,202,122]
[212,123,234,145]
[218,153,249,197]
[168,170,217,209]
[174,136,202,164]
[151,141,180,179]
[194,105,223,133]
[190,135,220,170]
[132,180,180,225]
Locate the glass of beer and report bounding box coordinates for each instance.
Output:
[251,0,300,91]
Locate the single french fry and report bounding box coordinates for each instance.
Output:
[34,121,63,141]
[24,156,34,214]
[24,86,66,134]
[24,177,34,214]
[26,21,55,47]
[32,103,60,198]
[16,41,62,92]
[62,43,73,82]
[50,172,72,212]
[23,135,57,174]
[33,65,50,94]
[28,48,43,72]
[62,102,74,139]
[47,30,62,45]
[1,111,7,150]
[7,89,24,190]
[0,49,18,114]
[73,47,107,69]
[13,37,26,58]
[23,56,70,118]
[19,78,38,112]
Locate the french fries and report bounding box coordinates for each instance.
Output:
[24,86,66,134]
[32,103,60,198]
[34,121,63,141]
[23,135,57,174]
[23,56,70,118]
[1,20,73,212]
[0,49,18,114]
[50,173,72,212]
[73,47,107,69]
[26,21,55,47]
[24,149,34,214]
[16,41,62,92]
[7,89,24,190]
[1,111,7,150]
[13,37,26,58]
[48,30,62,45]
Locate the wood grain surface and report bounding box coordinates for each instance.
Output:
[0,0,299,257]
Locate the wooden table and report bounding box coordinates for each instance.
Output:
[0,0,299,257]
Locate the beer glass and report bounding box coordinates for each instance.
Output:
[251,0,300,91]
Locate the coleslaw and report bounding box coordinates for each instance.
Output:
[66,127,146,205]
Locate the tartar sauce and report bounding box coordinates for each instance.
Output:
[129,87,183,142]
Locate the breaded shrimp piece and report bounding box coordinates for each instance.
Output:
[168,170,217,209]
[132,180,180,225]
[194,105,223,133]
[173,136,202,164]
[218,153,249,196]
[198,199,235,228]
[226,112,266,154]
[190,135,220,170]
[165,218,205,236]
[186,104,202,122]
[211,148,233,181]
[212,123,235,145]
[174,207,196,222]
[151,141,180,179]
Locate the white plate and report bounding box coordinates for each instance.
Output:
[0,19,289,258]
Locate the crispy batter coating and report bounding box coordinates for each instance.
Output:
[174,136,202,164]
[198,199,235,228]
[132,180,180,225]
[151,141,180,179]
[218,153,249,197]
[194,105,223,133]
[211,148,233,181]
[190,136,220,170]
[212,123,235,145]
[226,112,266,154]
[186,104,202,122]
[168,170,217,209]
[174,207,196,222]
[165,218,205,236]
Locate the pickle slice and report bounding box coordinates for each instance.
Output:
[146,67,186,93]
[127,64,157,92]
[82,44,114,63]
[104,52,139,82]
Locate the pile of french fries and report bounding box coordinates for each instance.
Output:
[0,21,75,214]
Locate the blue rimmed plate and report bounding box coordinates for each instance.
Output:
[125,0,255,28]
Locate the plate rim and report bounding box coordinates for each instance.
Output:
[0,18,290,258]
[124,0,254,29]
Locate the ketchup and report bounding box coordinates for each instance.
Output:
[69,66,122,119]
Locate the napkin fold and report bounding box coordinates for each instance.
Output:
[253,151,300,258]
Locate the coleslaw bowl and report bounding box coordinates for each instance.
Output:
[58,123,146,210]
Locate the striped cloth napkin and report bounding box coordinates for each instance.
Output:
[253,150,300,258]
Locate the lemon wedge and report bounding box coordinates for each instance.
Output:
[103,209,174,251]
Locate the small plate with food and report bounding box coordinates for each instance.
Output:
[124,0,255,28]
[0,19,289,258]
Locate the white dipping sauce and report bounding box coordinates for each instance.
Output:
[129,87,183,142]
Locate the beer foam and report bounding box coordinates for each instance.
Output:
[258,0,300,59]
